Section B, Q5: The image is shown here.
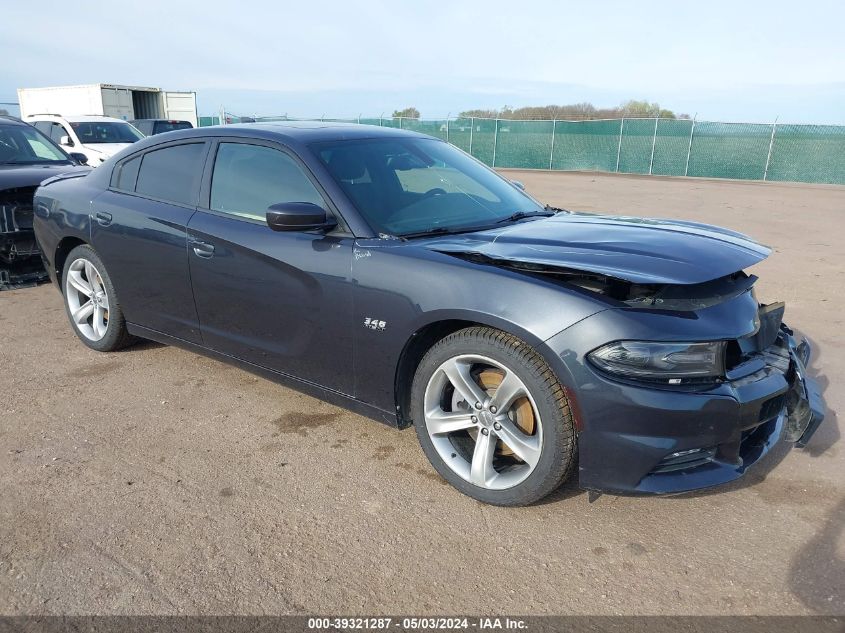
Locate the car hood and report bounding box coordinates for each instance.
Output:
[421,213,771,285]
[0,163,91,189]
[84,143,133,157]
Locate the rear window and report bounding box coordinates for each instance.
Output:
[153,121,192,134]
[135,143,205,206]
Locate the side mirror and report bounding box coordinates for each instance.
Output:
[69,152,88,165]
[60,135,74,147]
[266,202,337,232]
[511,180,525,191]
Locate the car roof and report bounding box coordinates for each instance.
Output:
[135,121,433,146]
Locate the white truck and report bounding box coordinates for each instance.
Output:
[17,84,198,127]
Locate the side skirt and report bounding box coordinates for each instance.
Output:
[126,323,400,428]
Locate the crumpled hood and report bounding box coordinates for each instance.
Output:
[84,143,133,157]
[422,213,771,285]
[0,164,91,190]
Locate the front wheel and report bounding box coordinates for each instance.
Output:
[411,327,576,506]
[61,244,135,352]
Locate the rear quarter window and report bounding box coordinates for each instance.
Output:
[111,156,142,192]
[135,143,205,206]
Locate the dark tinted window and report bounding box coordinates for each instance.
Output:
[153,121,192,135]
[111,155,141,191]
[136,143,204,205]
[210,143,325,220]
[314,138,542,236]
[130,121,151,135]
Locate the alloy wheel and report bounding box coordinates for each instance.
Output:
[423,354,543,490]
[65,258,110,342]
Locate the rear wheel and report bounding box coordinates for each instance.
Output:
[61,244,135,352]
[411,327,576,506]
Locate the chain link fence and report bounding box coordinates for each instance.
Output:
[197,113,845,185]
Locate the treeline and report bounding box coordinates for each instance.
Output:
[449,100,688,121]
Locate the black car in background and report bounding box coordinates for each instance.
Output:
[129,119,193,136]
[32,123,825,505]
[0,116,89,289]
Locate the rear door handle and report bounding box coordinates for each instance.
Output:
[94,212,112,227]
[189,239,215,259]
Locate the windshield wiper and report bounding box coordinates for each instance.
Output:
[3,160,69,165]
[544,204,570,214]
[399,225,495,240]
[399,226,459,239]
[495,210,556,224]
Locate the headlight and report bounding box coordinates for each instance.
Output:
[588,341,726,384]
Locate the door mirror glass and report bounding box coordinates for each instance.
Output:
[266,202,337,232]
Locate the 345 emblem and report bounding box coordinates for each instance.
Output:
[363,317,387,331]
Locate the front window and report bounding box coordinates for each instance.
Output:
[210,142,326,221]
[0,123,71,164]
[70,121,144,144]
[313,138,544,236]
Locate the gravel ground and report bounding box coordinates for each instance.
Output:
[0,171,842,616]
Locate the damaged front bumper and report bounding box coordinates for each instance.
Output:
[1,188,49,290]
[782,330,826,446]
[549,304,827,495]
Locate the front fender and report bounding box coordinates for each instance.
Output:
[33,181,94,284]
[350,241,607,415]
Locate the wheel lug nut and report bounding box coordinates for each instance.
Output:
[489,406,497,414]
[474,402,482,410]
[471,416,478,424]
[493,422,502,431]
[481,428,490,436]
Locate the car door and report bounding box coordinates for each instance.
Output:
[187,139,354,393]
[90,141,208,343]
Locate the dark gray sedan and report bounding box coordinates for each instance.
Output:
[32,122,825,505]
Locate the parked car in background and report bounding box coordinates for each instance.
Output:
[0,115,89,288]
[17,84,198,128]
[32,123,825,505]
[130,119,193,136]
[25,115,143,166]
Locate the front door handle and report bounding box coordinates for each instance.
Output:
[189,239,215,259]
[95,212,112,227]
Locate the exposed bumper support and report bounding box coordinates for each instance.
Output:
[782,331,826,446]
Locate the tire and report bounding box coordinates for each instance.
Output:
[61,244,135,352]
[411,326,576,506]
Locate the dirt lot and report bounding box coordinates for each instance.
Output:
[1,172,842,616]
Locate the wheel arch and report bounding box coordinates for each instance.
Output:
[392,311,569,429]
[54,236,89,292]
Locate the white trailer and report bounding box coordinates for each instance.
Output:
[17,84,198,127]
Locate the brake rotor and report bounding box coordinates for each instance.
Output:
[465,368,536,459]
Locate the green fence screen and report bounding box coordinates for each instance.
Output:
[200,115,845,185]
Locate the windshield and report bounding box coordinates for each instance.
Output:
[0,123,71,165]
[70,121,144,144]
[313,138,544,236]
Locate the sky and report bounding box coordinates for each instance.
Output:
[1,0,843,123]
